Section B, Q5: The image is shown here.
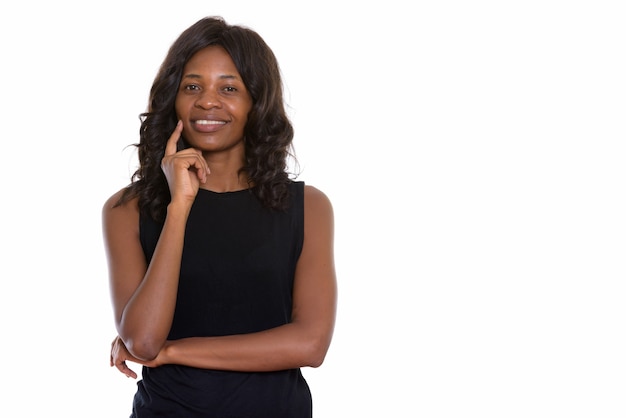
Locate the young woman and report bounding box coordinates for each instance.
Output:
[102,16,337,417]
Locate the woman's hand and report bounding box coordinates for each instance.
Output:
[110,335,139,378]
[161,120,210,205]
[110,336,169,378]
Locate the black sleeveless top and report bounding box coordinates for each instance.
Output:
[131,181,311,417]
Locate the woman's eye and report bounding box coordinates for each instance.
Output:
[184,84,200,91]
[223,86,237,92]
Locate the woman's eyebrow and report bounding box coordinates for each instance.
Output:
[182,73,239,80]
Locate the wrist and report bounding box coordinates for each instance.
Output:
[160,340,175,365]
[166,200,192,220]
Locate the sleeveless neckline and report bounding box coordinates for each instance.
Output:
[198,188,252,198]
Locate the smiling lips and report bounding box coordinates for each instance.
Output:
[193,119,227,132]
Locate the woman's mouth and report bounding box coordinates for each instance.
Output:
[192,119,227,132]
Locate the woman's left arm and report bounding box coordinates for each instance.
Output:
[112,185,337,375]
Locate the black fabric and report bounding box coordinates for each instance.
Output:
[132,181,310,417]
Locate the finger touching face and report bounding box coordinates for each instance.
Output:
[165,120,184,156]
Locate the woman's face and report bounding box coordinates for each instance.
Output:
[175,45,253,153]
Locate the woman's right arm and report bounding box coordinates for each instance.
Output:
[102,192,190,360]
[103,121,209,360]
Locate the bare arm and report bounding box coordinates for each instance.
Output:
[103,195,190,360]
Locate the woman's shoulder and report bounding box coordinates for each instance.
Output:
[303,183,329,199]
[102,186,139,219]
[302,183,333,217]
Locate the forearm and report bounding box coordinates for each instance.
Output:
[119,203,190,358]
[161,322,331,372]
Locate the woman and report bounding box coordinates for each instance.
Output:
[102,16,336,417]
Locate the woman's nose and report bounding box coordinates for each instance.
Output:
[195,90,221,109]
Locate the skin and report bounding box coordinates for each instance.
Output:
[103,46,337,378]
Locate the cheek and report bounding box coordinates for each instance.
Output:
[174,91,193,117]
[174,97,183,119]
[240,102,253,122]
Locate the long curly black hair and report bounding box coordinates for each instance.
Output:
[116,16,297,221]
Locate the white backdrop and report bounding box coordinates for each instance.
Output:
[1,1,625,417]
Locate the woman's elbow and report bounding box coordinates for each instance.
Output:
[125,336,163,361]
[307,353,326,368]
[302,335,332,368]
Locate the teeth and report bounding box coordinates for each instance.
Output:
[195,120,225,125]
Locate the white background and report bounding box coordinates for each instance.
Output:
[1,1,625,417]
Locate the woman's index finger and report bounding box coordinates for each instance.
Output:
[164,120,183,156]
